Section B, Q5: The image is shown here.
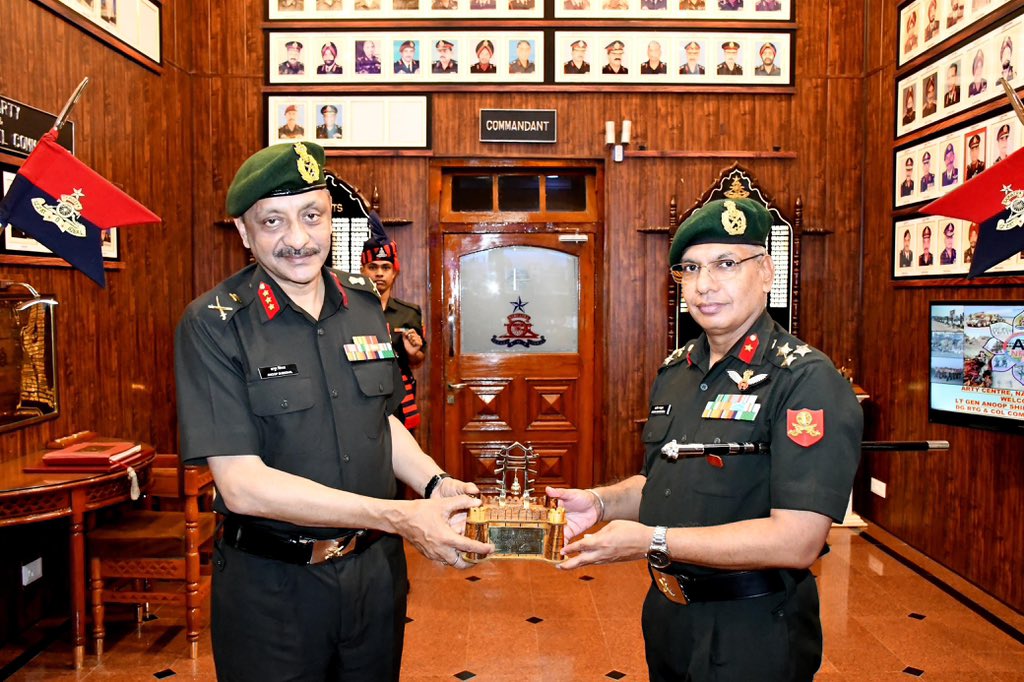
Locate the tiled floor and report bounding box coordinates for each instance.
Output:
[3,525,1023,680]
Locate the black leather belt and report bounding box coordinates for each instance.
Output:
[222,516,382,565]
[649,564,795,605]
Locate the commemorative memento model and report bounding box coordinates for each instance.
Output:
[461,442,566,562]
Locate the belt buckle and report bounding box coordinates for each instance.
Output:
[652,567,689,605]
[311,531,364,564]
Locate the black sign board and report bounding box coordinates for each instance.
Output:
[0,95,75,159]
[479,109,557,144]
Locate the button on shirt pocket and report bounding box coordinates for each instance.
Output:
[248,376,315,416]
[642,413,674,445]
[350,361,395,439]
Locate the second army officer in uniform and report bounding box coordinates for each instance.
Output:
[360,218,426,429]
[175,141,491,681]
[549,198,862,682]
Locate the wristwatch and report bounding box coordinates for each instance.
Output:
[647,526,671,569]
[423,472,451,499]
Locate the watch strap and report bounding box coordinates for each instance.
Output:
[424,472,451,499]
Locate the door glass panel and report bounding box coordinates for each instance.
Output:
[451,175,494,212]
[497,175,540,212]
[545,174,588,212]
[460,246,579,354]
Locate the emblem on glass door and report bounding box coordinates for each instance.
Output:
[491,296,546,348]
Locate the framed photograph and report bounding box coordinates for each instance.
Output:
[897,0,1012,66]
[268,30,546,83]
[893,107,1020,208]
[268,0,543,20]
[554,0,792,20]
[892,213,1024,279]
[895,9,1024,138]
[265,94,430,148]
[553,30,793,85]
[0,163,120,261]
[42,0,161,66]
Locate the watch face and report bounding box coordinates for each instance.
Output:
[647,549,672,569]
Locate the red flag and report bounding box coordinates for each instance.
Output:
[0,130,160,286]
[922,148,1024,278]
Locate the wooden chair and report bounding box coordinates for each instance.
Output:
[87,453,216,659]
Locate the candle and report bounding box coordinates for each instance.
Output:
[621,120,632,144]
[605,121,615,145]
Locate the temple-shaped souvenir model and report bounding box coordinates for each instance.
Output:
[462,442,566,562]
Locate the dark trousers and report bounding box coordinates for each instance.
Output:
[641,570,822,682]
[211,535,409,682]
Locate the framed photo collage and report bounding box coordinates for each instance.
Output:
[265,0,795,148]
[45,0,161,65]
[898,0,1012,67]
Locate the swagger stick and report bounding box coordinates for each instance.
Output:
[52,77,90,132]
[660,439,950,460]
[997,78,1024,126]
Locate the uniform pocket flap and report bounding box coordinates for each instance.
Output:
[248,376,315,416]
[642,414,674,443]
[352,361,394,397]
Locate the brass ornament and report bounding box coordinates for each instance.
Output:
[293,142,320,184]
[721,200,747,235]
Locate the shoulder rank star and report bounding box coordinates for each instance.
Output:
[726,369,768,391]
[793,344,812,357]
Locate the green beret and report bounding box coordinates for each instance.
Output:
[226,142,326,217]
[669,198,772,265]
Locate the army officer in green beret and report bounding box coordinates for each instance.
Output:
[174,141,491,681]
[549,198,862,681]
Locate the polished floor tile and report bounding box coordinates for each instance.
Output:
[3,525,1023,680]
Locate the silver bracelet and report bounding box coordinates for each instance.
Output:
[588,488,606,522]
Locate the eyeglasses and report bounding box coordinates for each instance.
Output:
[670,253,765,284]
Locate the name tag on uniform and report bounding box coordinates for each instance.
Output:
[702,394,760,421]
[650,404,672,416]
[344,335,397,362]
[258,364,298,379]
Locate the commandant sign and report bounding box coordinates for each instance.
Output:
[480,109,557,144]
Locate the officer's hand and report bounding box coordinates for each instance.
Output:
[546,486,601,543]
[398,495,492,568]
[433,476,480,499]
[557,520,649,570]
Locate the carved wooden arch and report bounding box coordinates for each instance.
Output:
[667,163,803,354]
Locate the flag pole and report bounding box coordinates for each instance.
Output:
[997,78,1024,126]
[52,77,90,132]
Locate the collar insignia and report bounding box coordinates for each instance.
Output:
[258,281,281,320]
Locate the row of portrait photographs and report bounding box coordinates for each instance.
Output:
[269,0,543,19]
[266,95,429,148]
[896,12,1024,138]
[894,109,1019,208]
[898,0,1009,66]
[552,0,791,20]
[552,32,791,84]
[892,215,1024,279]
[58,0,161,61]
[269,32,545,83]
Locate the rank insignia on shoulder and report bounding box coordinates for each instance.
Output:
[348,275,365,285]
[726,369,768,391]
[344,335,396,362]
[207,295,234,321]
[663,347,685,366]
[786,408,824,447]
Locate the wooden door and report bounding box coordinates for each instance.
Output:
[440,232,596,491]
[429,160,604,490]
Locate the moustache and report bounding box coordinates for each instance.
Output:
[274,246,321,258]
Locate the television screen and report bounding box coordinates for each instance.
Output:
[929,302,1024,433]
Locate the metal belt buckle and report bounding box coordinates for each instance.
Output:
[311,531,363,564]
[652,567,689,605]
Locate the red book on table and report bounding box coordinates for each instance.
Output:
[24,441,145,473]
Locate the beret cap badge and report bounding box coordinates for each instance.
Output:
[721,200,747,236]
[294,142,320,184]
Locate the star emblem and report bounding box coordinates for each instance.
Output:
[780,354,793,367]
[793,344,812,357]
[510,296,528,313]
[777,342,793,357]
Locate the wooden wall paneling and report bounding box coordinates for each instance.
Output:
[858,1,1024,612]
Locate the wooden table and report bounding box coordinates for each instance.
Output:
[0,445,155,669]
